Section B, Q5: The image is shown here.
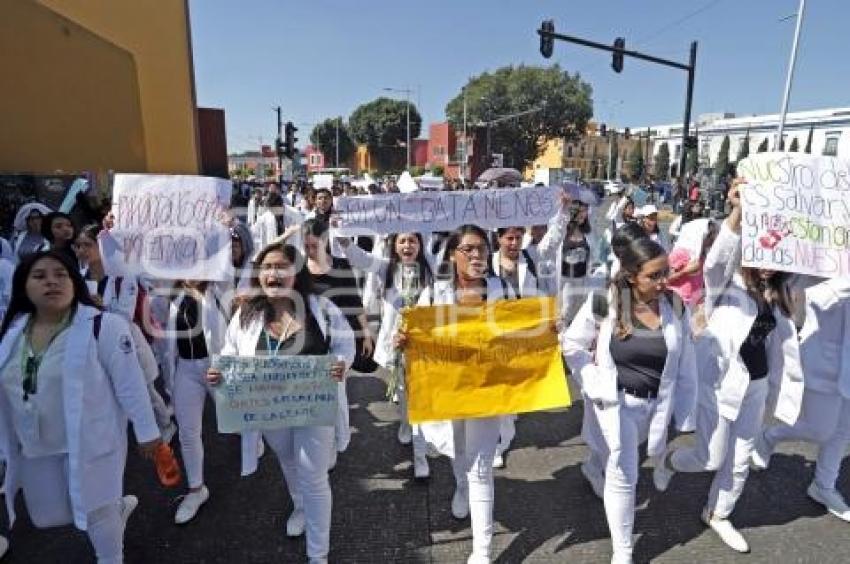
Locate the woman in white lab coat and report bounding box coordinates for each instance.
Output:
[751,278,850,522]
[0,250,161,563]
[653,182,803,554]
[396,224,515,564]
[336,231,435,478]
[560,237,697,564]
[208,242,354,564]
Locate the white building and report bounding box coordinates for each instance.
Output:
[634,107,850,177]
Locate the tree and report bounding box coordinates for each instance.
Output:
[757,138,769,153]
[445,64,593,170]
[715,135,731,178]
[804,125,814,153]
[608,135,619,179]
[349,97,422,171]
[310,118,355,167]
[736,130,750,162]
[629,139,645,180]
[789,137,799,152]
[653,142,670,180]
[685,146,699,176]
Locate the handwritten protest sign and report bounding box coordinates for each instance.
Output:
[738,153,850,278]
[210,355,336,433]
[404,297,570,423]
[99,174,231,280]
[332,185,560,236]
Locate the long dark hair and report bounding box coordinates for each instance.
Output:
[0,250,99,341]
[384,232,433,292]
[441,224,492,282]
[567,203,591,237]
[239,243,315,328]
[611,222,649,260]
[741,267,794,318]
[41,211,78,245]
[609,238,668,340]
[302,217,331,254]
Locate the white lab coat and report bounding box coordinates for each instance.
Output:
[250,205,306,258]
[700,223,804,425]
[0,306,159,529]
[490,249,539,298]
[222,295,356,475]
[797,279,850,395]
[414,278,512,459]
[521,208,569,297]
[0,259,13,322]
[560,291,698,458]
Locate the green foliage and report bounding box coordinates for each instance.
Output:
[349,97,422,171]
[653,142,670,180]
[804,126,813,153]
[445,64,593,169]
[789,137,799,152]
[431,165,445,176]
[310,118,355,167]
[409,165,426,177]
[757,138,769,153]
[629,139,645,180]
[608,135,618,179]
[716,135,731,177]
[736,132,750,162]
[685,146,699,175]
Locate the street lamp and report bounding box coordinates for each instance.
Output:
[776,0,806,149]
[383,87,414,169]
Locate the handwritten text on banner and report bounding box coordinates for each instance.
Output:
[404,297,571,424]
[738,153,850,278]
[99,174,231,280]
[210,355,336,433]
[333,185,560,236]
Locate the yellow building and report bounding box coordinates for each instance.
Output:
[0,0,200,177]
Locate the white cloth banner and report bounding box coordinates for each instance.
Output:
[100,174,232,280]
[333,185,560,236]
[738,152,850,278]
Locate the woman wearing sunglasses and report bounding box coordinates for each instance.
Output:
[653,180,803,554]
[0,250,160,563]
[561,237,697,564]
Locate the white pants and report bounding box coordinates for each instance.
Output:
[596,392,655,561]
[496,415,516,457]
[450,417,500,559]
[397,376,428,460]
[763,390,850,491]
[18,454,125,564]
[671,378,769,519]
[173,357,212,489]
[264,426,334,560]
[560,276,588,328]
[582,395,608,479]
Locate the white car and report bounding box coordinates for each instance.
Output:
[603,180,625,195]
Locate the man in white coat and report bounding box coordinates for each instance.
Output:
[752,278,850,521]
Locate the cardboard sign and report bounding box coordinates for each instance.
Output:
[211,355,336,433]
[99,174,231,280]
[738,153,850,278]
[404,297,571,423]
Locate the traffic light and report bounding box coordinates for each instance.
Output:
[275,137,284,157]
[599,123,607,137]
[283,121,298,159]
[624,127,631,139]
[540,20,555,59]
[612,37,625,73]
[684,135,698,149]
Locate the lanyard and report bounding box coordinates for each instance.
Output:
[22,311,72,401]
[264,316,294,356]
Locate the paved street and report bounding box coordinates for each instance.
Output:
[2,374,849,563]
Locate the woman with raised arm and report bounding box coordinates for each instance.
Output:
[0,250,160,563]
[207,242,354,564]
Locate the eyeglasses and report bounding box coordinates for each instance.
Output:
[455,245,488,258]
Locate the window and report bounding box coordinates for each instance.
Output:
[566,146,573,158]
[309,154,321,166]
[824,136,840,157]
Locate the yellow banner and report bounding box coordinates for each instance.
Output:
[404,296,571,424]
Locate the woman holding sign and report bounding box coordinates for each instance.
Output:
[396,224,515,564]
[0,250,161,563]
[652,181,803,554]
[207,242,354,564]
[561,237,697,564]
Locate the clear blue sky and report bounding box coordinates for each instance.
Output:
[189,0,848,153]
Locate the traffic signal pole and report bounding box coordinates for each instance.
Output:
[538,23,697,184]
[275,106,284,185]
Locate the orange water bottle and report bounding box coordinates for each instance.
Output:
[154,443,182,487]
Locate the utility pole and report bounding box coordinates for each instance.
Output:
[462,87,468,181]
[335,117,340,168]
[777,0,806,149]
[275,106,283,185]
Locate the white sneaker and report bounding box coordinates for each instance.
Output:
[451,487,469,519]
[175,486,209,525]
[413,455,430,480]
[749,431,772,471]
[286,507,305,537]
[807,482,850,522]
[121,495,139,525]
[0,535,8,559]
[161,421,177,445]
[492,453,505,469]
[701,509,749,553]
[397,422,412,445]
[467,552,491,564]
[580,461,604,499]
[652,451,675,492]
